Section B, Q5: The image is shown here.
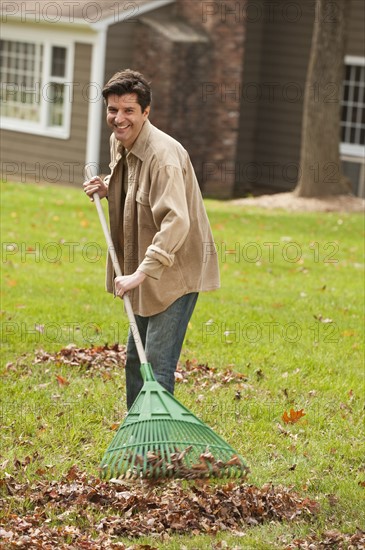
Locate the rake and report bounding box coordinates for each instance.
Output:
[93,193,248,480]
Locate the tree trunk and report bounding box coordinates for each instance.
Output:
[294,0,352,197]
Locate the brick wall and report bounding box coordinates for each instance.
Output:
[133,16,211,192]
[175,0,247,197]
[133,21,174,133]
[133,1,247,198]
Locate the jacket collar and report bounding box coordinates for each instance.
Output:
[117,119,152,161]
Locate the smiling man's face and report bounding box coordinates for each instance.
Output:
[106,93,150,149]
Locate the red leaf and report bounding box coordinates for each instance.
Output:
[55,374,70,386]
[282,408,306,424]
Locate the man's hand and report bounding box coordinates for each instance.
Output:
[83,176,108,201]
[114,270,147,298]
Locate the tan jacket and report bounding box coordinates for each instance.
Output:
[104,119,220,316]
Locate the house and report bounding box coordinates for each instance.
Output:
[1,0,364,198]
[0,0,176,188]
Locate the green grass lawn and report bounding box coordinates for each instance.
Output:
[1,180,364,548]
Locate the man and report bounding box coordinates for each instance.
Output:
[84,69,219,409]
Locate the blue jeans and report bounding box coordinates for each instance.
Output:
[125,292,198,409]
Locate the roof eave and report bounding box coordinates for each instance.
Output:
[92,0,175,31]
[1,14,96,32]
[1,0,176,32]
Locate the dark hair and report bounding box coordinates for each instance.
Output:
[102,69,152,112]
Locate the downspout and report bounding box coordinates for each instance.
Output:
[85,27,107,177]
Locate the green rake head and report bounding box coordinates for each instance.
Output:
[100,363,249,480]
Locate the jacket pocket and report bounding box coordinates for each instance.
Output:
[136,188,150,206]
[136,188,155,229]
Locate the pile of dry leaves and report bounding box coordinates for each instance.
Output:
[6,345,248,388]
[0,466,319,548]
[34,343,127,377]
[175,358,249,388]
[4,344,127,381]
[284,529,365,549]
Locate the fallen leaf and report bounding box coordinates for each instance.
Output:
[342,330,355,337]
[282,408,306,424]
[55,374,70,386]
[0,459,10,470]
[327,494,339,506]
[313,314,333,323]
[65,465,79,481]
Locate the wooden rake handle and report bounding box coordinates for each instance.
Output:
[92,192,148,365]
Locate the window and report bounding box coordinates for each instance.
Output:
[0,39,72,138]
[48,46,68,127]
[341,157,365,197]
[340,57,365,197]
[0,41,43,122]
[340,57,365,157]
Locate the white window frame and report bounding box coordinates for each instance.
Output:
[0,28,74,140]
[340,55,365,158]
